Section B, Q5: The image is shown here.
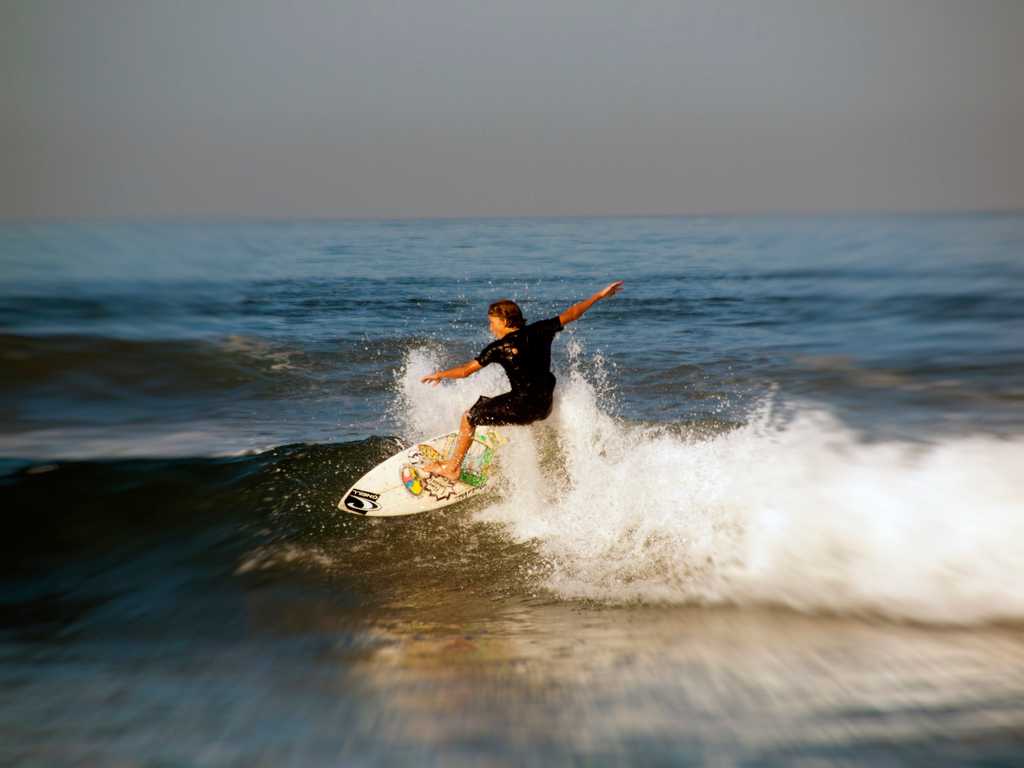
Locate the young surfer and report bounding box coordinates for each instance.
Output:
[420,281,624,480]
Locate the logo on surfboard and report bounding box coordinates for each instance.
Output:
[343,488,381,514]
[401,464,423,496]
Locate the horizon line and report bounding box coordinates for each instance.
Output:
[2,206,1023,226]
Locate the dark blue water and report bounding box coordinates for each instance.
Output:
[3,215,1024,765]
[3,214,1022,456]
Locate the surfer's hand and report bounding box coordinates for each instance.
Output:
[421,372,443,385]
[597,280,624,300]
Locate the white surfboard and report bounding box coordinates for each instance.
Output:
[339,429,506,517]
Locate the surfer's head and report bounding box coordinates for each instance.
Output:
[487,299,524,337]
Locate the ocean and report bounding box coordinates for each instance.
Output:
[3,214,1024,765]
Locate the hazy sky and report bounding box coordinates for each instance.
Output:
[3,0,1022,218]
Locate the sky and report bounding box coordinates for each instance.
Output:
[2,0,1022,219]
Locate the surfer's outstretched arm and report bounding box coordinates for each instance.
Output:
[559,281,624,326]
[421,360,482,386]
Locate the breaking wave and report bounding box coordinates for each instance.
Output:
[395,343,1024,624]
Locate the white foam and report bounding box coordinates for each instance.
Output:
[392,347,495,440]
[394,345,1024,624]
[0,425,281,460]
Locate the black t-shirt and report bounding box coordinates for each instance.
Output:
[475,316,563,397]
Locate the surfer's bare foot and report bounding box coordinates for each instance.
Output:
[422,460,461,482]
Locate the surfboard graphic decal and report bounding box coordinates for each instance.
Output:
[343,488,381,513]
[401,465,423,496]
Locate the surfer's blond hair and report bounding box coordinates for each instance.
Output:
[487,299,524,330]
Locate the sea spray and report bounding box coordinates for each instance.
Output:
[391,345,510,440]
[395,344,1024,624]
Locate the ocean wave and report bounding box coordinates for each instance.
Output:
[395,344,1024,624]
[6,339,1023,627]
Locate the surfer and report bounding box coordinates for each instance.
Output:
[420,281,624,481]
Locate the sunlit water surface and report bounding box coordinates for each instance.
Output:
[3,214,1024,765]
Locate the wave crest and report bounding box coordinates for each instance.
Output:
[396,343,1024,624]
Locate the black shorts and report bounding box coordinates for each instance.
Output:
[467,391,554,428]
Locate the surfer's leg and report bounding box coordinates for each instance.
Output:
[448,411,476,475]
[423,410,475,481]
[423,391,547,481]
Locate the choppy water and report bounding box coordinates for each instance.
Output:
[3,214,1024,765]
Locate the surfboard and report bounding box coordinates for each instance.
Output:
[339,429,506,517]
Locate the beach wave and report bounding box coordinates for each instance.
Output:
[396,344,1024,624]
